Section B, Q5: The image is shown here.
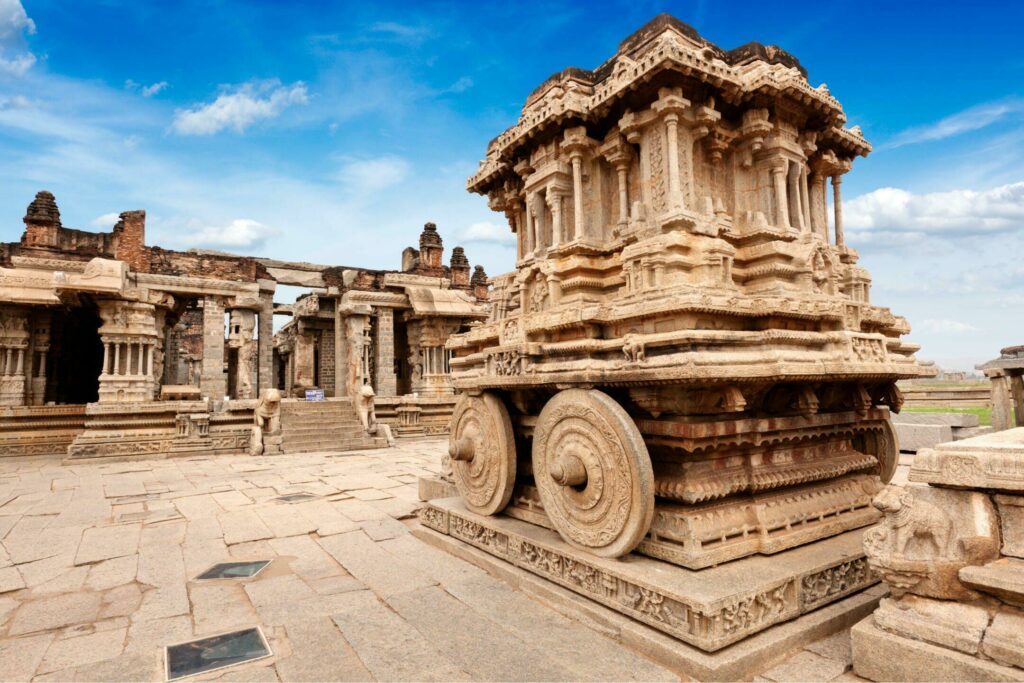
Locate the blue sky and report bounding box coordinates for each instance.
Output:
[0,0,1021,370]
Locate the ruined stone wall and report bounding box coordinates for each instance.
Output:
[319,328,336,396]
[146,248,266,282]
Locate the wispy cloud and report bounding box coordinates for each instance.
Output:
[335,155,410,192]
[461,220,514,245]
[845,181,1024,237]
[178,218,279,249]
[126,79,169,97]
[368,21,435,44]
[918,319,980,335]
[883,99,1024,149]
[172,80,309,135]
[90,212,120,229]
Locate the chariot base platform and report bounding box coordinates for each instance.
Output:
[417,495,883,679]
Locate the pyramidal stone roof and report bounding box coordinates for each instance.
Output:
[24,190,61,226]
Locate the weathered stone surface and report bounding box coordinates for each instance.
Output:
[911,427,1024,491]
[9,591,102,635]
[994,495,1024,559]
[981,609,1024,669]
[852,616,1020,682]
[895,412,981,427]
[873,595,990,654]
[960,557,1024,606]
[0,632,54,681]
[37,627,127,674]
[275,617,372,681]
[421,497,876,651]
[758,650,848,682]
[329,589,470,681]
[74,523,141,565]
[895,423,953,453]
[317,530,438,597]
[864,484,1000,600]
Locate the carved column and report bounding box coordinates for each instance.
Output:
[524,197,535,256]
[374,307,397,397]
[547,189,563,248]
[771,163,790,229]
[570,154,584,242]
[810,174,829,241]
[832,175,845,248]
[97,300,161,403]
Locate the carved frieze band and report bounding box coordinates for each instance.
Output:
[419,503,877,651]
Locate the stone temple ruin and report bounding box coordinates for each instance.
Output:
[417,14,933,678]
[0,192,486,459]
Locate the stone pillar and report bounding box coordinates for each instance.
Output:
[1011,374,1024,428]
[615,162,630,227]
[257,281,275,397]
[831,175,845,248]
[570,154,584,241]
[547,190,563,248]
[227,308,257,400]
[810,174,829,241]
[771,163,790,229]
[989,372,1014,432]
[524,197,535,256]
[334,298,346,397]
[345,313,371,398]
[374,308,397,397]
[665,114,682,209]
[201,296,227,401]
[800,168,812,232]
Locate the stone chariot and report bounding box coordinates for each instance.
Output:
[442,14,931,573]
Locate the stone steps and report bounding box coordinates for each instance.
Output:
[278,400,387,454]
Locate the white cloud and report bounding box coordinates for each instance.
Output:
[0,0,34,77]
[845,181,1024,237]
[884,99,1024,149]
[918,319,980,335]
[90,212,120,229]
[0,50,32,75]
[446,76,473,93]
[0,0,34,45]
[462,220,515,245]
[180,218,279,249]
[172,80,309,135]
[336,155,410,191]
[0,93,29,110]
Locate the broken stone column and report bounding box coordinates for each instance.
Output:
[227,307,257,400]
[257,280,275,397]
[200,296,227,401]
[853,428,1024,680]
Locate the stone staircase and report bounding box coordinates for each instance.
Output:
[278,398,389,454]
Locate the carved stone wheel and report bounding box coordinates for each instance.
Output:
[533,389,655,558]
[448,392,517,516]
[855,418,899,484]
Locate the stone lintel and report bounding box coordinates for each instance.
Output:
[911,427,1024,491]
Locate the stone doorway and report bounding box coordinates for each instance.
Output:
[51,303,103,404]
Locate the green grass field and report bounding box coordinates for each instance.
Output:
[901,405,994,426]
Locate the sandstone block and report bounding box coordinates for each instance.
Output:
[873,595,989,654]
[852,616,1020,682]
[981,609,1024,670]
[894,423,952,453]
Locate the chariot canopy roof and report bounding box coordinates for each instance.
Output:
[468,13,869,195]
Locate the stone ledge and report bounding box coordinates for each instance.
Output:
[852,615,1021,682]
[418,497,877,652]
[414,520,883,681]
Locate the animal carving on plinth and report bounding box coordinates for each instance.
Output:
[249,388,281,456]
[357,384,394,446]
[872,485,952,558]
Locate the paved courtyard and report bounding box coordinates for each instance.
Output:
[0,438,861,682]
